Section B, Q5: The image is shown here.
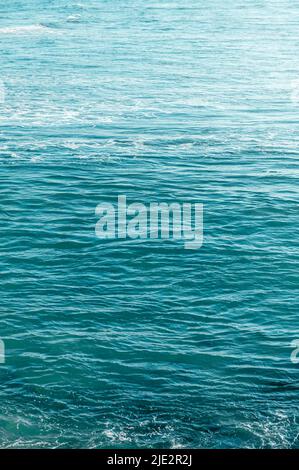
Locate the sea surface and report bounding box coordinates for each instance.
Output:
[0,0,299,448]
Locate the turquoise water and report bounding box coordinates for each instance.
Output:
[1,0,299,448]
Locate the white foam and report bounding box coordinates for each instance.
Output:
[0,25,54,35]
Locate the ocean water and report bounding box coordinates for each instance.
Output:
[0,0,299,449]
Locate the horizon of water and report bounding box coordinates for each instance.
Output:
[0,0,299,448]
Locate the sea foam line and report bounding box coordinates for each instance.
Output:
[0,24,55,35]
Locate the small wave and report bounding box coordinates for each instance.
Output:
[66,14,82,23]
[0,24,54,35]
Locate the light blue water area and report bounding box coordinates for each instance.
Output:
[0,0,299,448]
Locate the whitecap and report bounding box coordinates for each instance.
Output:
[66,14,82,23]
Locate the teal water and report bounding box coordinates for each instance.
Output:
[1,0,299,448]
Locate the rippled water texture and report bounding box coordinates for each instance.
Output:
[0,0,299,448]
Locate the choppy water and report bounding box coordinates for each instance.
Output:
[1,0,299,449]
